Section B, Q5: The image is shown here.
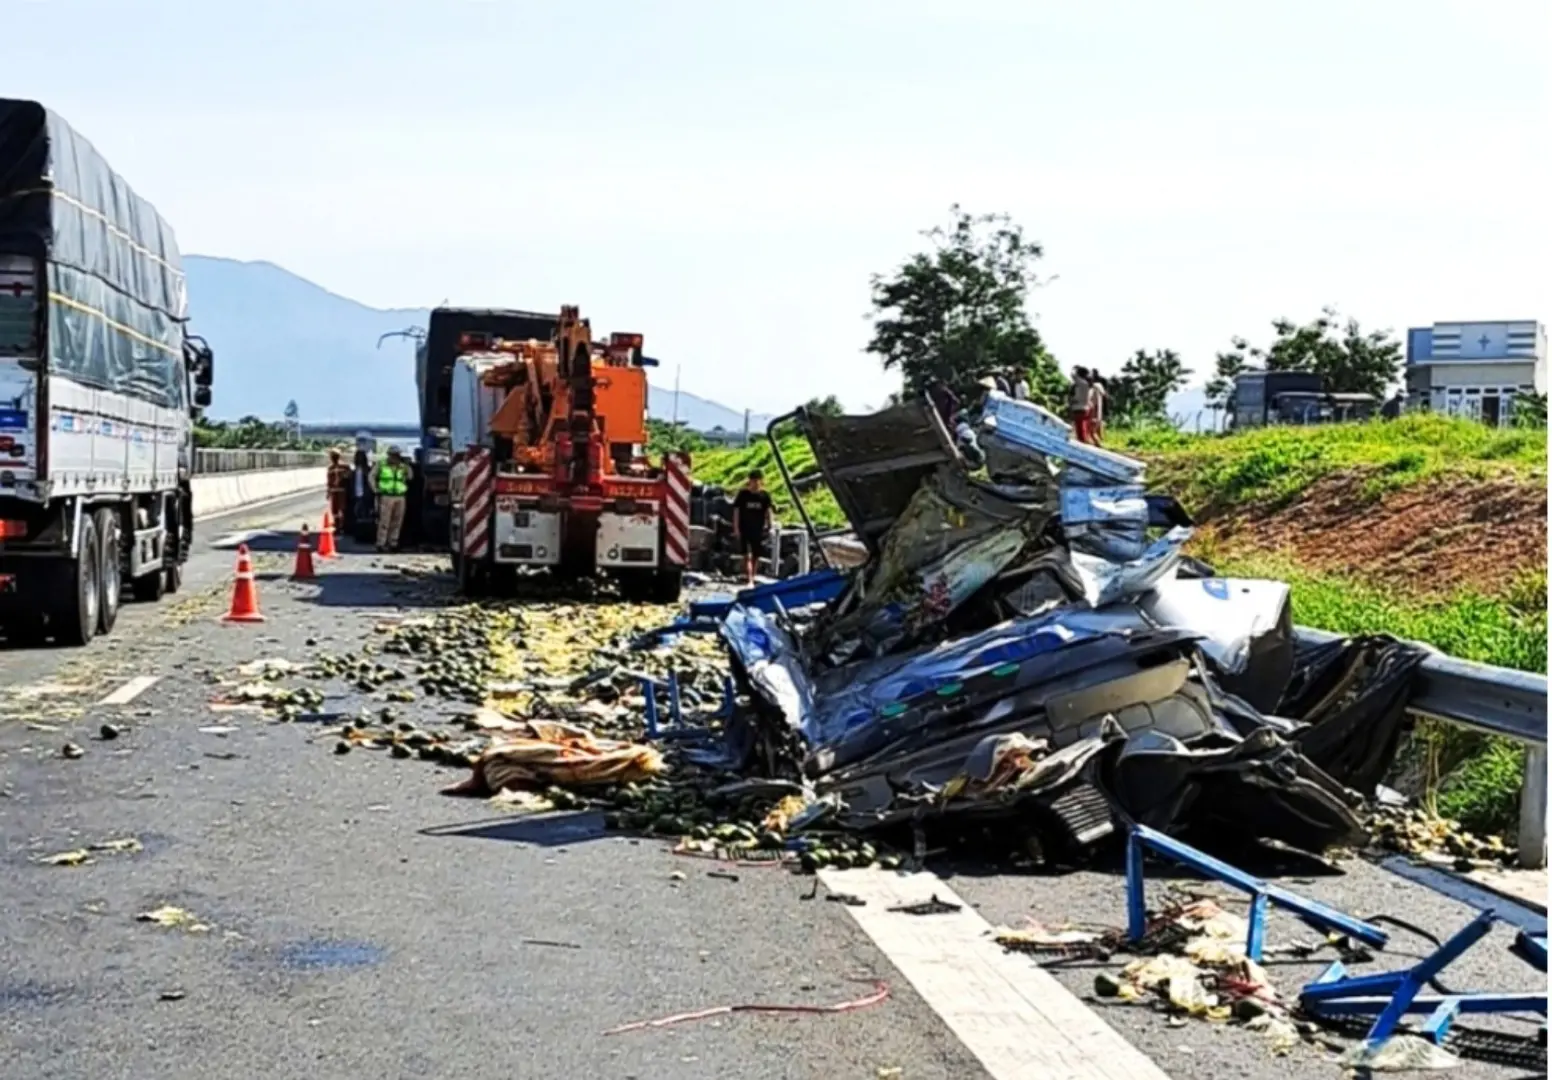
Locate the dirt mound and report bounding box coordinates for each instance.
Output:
[1201,471,1547,596]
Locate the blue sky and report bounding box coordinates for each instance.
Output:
[5,0,1548,419]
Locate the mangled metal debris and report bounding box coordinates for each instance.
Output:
[705,391,1435,866]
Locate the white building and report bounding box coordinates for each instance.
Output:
[1405,320,1546,425]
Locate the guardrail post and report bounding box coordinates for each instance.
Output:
[1519,745,1547,870]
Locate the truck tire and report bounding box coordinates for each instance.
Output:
[132,562,166,602]
[47,514,100,647]
[650,567,684,605]
[95,508,122,634]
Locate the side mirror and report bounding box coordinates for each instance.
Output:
[193,386,213,408]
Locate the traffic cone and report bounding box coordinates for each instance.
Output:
[318,508,339,559]
[221,544,265,623]
[293,525,317,581]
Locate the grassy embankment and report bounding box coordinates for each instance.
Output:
[695,415,1548,834]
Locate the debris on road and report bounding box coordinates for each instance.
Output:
[37,836,142,867]
[59,742,84,759]
[97,723,124,741]
[602,979,891,1035]
[136,905,211,932]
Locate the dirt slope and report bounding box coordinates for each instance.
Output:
[1199,471,1547,595]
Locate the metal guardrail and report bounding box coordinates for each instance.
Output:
[1298,626,1549,870]
[193,449,331,475]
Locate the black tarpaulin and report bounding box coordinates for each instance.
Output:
[0,98,187,407]
[416,308,560,436]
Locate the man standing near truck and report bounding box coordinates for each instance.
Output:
[326,448,351,528]
[731,469,774,587]
[372,445,413,552]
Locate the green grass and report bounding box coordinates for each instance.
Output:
[692,434,847,529]
[1115,414,1546,512]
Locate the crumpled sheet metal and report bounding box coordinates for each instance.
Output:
[979,392,1147,485]
[1139,575,1291,678]
[799,610,1095,757]
[452,719,665,794]
[1060,482,1151,563]
[1069,526,1192,608]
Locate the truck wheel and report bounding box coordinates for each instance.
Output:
[457,552,485,597]
[95,509,122,634]
[650,567,684,605]
[47,514,100,647]
[132,563,166,602]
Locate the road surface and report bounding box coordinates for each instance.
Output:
[2,491,1544,1080]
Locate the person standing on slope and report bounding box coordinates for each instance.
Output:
[1068,366,1094,444]
[371,445,413,552]
[731,469,774,587]
[1088,374,1108,445]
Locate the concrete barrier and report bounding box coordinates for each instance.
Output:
[191,467,326,520]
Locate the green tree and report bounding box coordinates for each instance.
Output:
[645,418,710,455]
[1206,337,1252,409]
[1218,308,1403,400]
[1106,349,1191,425]
[803,395,845,417]
[866,205,1065,410]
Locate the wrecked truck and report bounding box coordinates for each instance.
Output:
[705,392,1426,865]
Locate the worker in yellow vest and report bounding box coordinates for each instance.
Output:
[371,445,413,552]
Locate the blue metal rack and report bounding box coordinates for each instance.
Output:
[1125,824,1390,962]
[1300,909,1548,1047]
[634,670,735,740]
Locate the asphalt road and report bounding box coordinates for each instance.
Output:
[1,491,1545,1080]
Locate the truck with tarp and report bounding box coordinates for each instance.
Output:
[0,99,214,646]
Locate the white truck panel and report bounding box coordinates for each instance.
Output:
[449,355,507,453]
[42,376,185,499]
[596,510,660,569]
[492,496,562,566]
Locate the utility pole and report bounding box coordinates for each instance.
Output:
[672,365,681,427]
[743,408,751,447]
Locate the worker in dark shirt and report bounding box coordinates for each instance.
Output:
[731,469,774,587]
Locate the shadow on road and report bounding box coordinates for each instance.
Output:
[420,810,611,848]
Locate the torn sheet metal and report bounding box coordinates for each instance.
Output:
[979,392,1147,485]
[1104,727,1367,853]
[1138,575,1294,711]
[1069,526,1193,608]
[798,402,958,551]
[719,604,816,738]
[1279,634,1428,795]
[1060,482,1151,562]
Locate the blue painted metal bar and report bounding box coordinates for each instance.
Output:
[1301,910,1548,1047]
[688,569,849,624]
[1513,928,1547,971]
[1126,824,1389,962]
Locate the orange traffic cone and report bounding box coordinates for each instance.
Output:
[317,508,339,559]
[221,544,265,623]
[293,525,317,581]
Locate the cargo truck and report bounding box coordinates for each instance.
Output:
[0,100,213,645]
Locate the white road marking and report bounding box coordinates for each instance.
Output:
[96,675,161,707]
[210,529,268,550]
[819,868,1172,1080]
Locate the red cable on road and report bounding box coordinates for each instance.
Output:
[603,980,891,1035]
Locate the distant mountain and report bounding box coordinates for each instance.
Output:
[183,256,769,432]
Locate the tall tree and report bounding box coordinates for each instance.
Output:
[1216,308,1403,400]
[1206,337,1252,409]
[866,205,1065,410]
[1105,349,1191,425]
[803,395,845,418]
